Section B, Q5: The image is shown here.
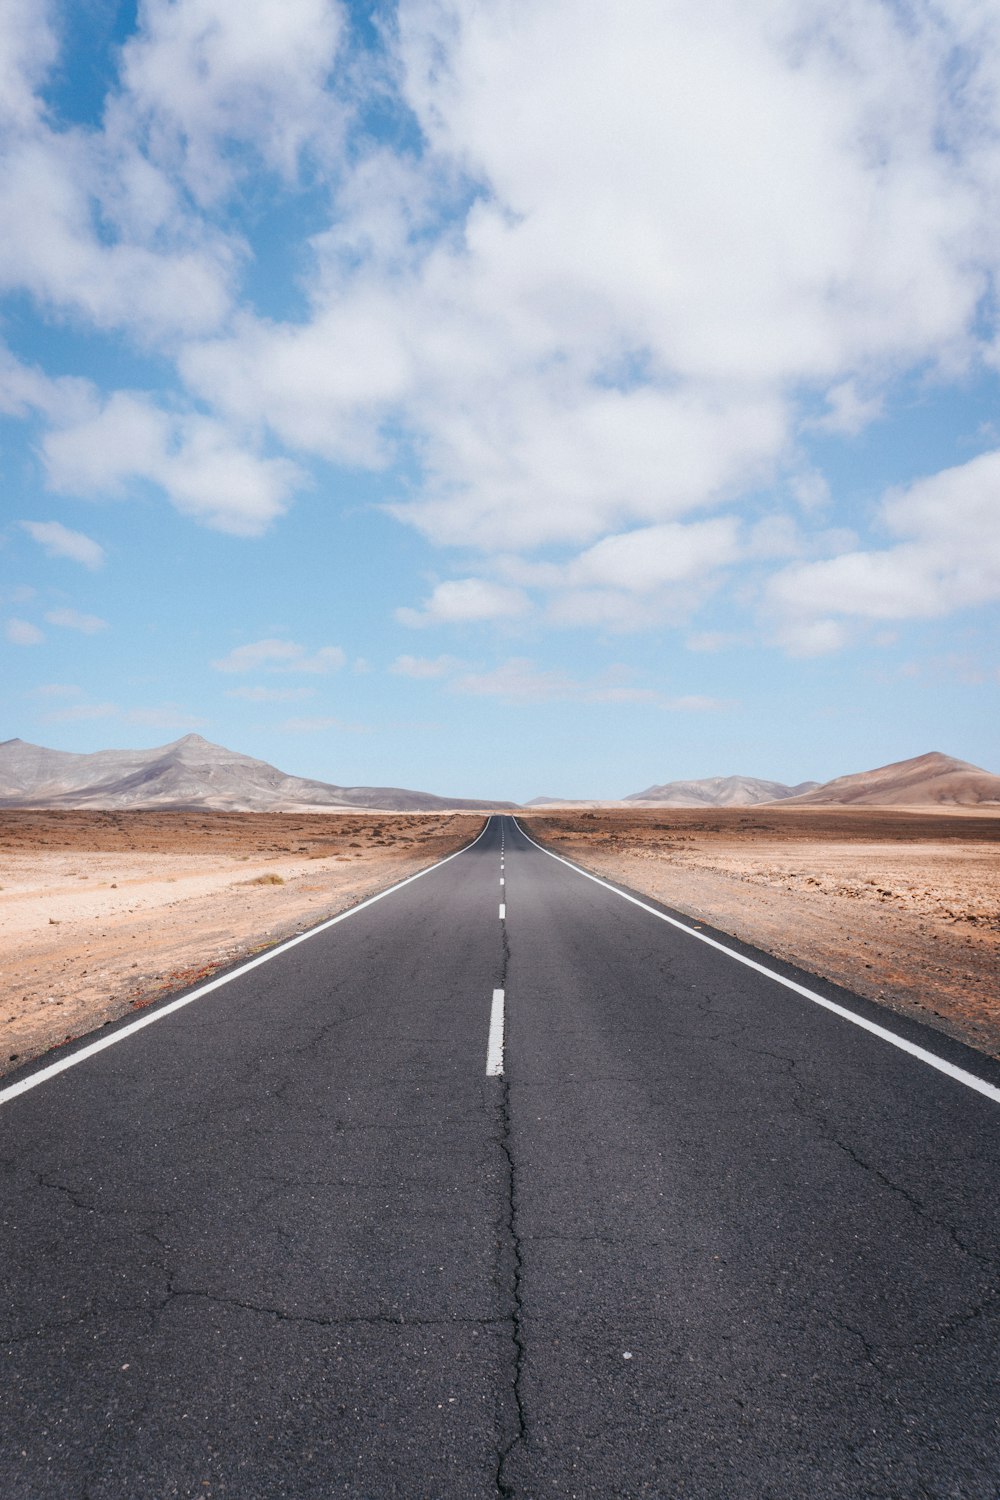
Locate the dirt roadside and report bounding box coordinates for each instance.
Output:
[520,806,1000,1059]
[0,810,483,1077]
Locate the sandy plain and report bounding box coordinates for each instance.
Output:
[0,810,481,1077]
[3,805,998,1078]
[521,807,1000,1058]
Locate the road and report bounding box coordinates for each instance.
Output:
[2,813,1000,1498]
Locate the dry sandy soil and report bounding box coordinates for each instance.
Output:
[521,806,1000,1059]
[0,810,481,1077]
[4,805,998,1077]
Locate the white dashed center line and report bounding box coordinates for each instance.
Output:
[486,988,505,1076]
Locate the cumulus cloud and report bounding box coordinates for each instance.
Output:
[120,0,346,203]
[396,578,530,627]
[20,520,105,569]
[190,1,986,531]
[43,392,303,535]
[811,381,885,437]
[212,637,346,673]
[766,448,1000,646]
[5,0,1000,645]
[44,608,108,634]
[5,617,43,645]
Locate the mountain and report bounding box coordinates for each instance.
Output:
[522,796,594,807]
[779,752,1000,808]
[0,735,514,813]
[623,774,820,807]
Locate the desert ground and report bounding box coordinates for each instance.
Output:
[0,810,481,1076]
[521,806,1000,1058]
[3,804,999,1077]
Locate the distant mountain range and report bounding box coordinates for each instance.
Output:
[1,739,997,814]
[623,753,1000,808]
[623,775,820,807]
[0,736,515,813]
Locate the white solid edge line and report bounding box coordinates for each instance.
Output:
[0,816,496,1110]
[512,818,1000,1107]
[486,987,505,1076]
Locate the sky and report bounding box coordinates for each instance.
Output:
[1,0,999,803]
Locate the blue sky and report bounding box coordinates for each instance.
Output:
[1,0,998,802]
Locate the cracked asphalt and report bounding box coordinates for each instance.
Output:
[3,815,1000,1498]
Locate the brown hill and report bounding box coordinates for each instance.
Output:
[624,774,820,807]
[0,735,514,813]
[781,752,1000,808]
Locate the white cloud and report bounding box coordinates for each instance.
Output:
[279,714,365,733]
[396,578,530,627]
[770,617,851,658]
[20,520,105,569]
[493,518,745,629]
[766,448,1000,643]
[789,470,832,513]
[224,684,316,702]
[4,0,1000,643]
[6,617,43,645]
[120,0,346,203]
[390,654,464,678]
[0,3,240,346]
[0,0,58,132]
[41,700,206,728]
[42,392,303,535]
[125,705,207,729]
[449,655,727,708]
[812,380,885,436]
[31,682,83,698]
[162,0,1000,634]
[42,701,119,723]
[686,631,746,653]
[212,637,346,673]
[0,132,234,341]
[44,608,109,635]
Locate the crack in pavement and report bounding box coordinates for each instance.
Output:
[494,1074,527,1498]
[150,1283,506,1331]
[491,874,527,1498]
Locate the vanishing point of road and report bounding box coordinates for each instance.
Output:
[2,815,999,1498]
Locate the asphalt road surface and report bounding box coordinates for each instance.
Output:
[2,814,1000,1499]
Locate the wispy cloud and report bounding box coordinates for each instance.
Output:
[212,638,346,674]
[41,701,119,723]
[21,520,105,569]
[448,657,730,709]
[44,607,108,634]
[390,654,464,679]
[224,685,316,702]
[279,715,368,734]
[39,699,205,729]
[30,682,83,698]
[6,617,43,645]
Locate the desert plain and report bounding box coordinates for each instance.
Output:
[0,809,481,1075]
[1,803,998,1077]
[522,806,1000,1057]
